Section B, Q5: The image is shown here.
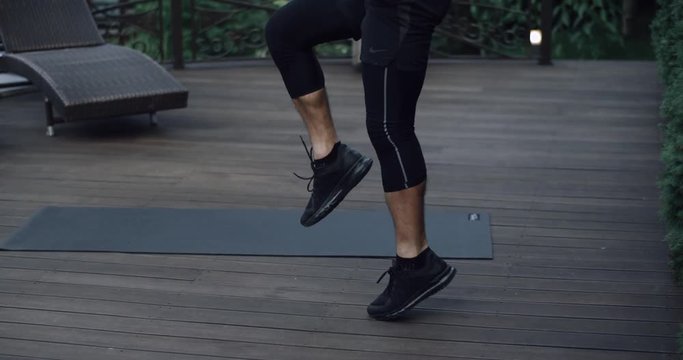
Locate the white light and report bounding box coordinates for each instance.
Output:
[529,29,542,46]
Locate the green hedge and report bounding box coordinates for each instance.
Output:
[652,2,683,357]
[653,0,683,284]
[652,0,683,86]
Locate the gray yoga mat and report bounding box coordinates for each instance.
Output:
[0,206,492,259]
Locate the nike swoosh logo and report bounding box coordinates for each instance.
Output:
[369,47,388,54]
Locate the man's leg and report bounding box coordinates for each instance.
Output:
[265,0,347,160]
[363,63,455,321]
[362,0,455,320]
[364,64,429,259]
[292,88,338,160]
[386,181,428,258]
[266,0,372,226]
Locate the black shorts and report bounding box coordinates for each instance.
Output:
[358,0,451,70]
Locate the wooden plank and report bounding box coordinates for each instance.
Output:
[1,266,681,321]
[0,306,676,354]
[0,256,202,281]
[2,255,678,309]
[2,251,678,301]
[0,278,678,336]
[0,338,245,360]
[2,252,680,292]
[0,321,676,360]
[0,354,52,360]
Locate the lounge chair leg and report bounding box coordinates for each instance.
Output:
[44,98,55,137]
[150,112,158,127]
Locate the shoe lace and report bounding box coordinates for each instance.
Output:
[376,260,398,284]
[292,135,315,192]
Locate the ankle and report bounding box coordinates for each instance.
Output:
[396,240,429,259]
[312,140,340,161]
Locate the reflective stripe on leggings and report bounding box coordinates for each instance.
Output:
[383,66,409,189]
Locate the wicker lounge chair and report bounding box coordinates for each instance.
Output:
[0,0,189,136]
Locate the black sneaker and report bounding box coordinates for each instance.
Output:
[295,137,373,227]
[367,249,456,320]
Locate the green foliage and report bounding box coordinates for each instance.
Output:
[651,0,670,79]
[454,0,625,59]
[184,1,349,60]
[652,0,683,86]
[551,0,623,58]
[119,0,177,61]
[119,0,633,61]
[315,42,352,58]
[642,4,682,352]
[668,227,683,283]
[467,1,530,57]
[661,87,683,276]
[197,7,272,59]
[653,0,683,286]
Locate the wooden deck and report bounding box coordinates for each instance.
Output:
[0,59,681,359]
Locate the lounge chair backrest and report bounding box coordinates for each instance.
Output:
[0,0,104,53]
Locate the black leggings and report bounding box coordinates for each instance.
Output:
[266,0,450,192]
